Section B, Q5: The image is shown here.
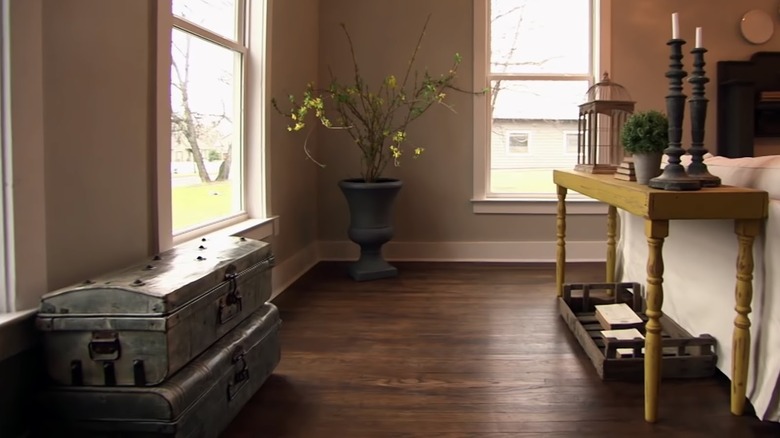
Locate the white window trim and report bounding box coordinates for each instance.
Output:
[506,130,530,154]
[472,0,611,215]
[0,0,11,313]
[156,1,173,251]
[472,198,608,214]
[156,1,274,251]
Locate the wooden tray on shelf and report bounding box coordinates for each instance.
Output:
[558,282,718,381]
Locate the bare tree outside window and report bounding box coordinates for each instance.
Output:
[170,30,236,184]
[170,0,245,233]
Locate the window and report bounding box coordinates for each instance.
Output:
[164,0,251,240]
[564,131,579,154]
[507,131,529,153]
[473,0,609,211]
[157,0,271,250]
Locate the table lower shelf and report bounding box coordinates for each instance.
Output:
[559,282,718,381]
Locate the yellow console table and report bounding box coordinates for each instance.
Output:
[553,170,768,423]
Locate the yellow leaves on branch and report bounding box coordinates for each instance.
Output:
[270,16,485,182]
[389,131,424,166]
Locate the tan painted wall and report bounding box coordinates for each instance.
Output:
[8,0,780,300]
[612,0,780,154]
[9,0,47,310]
[314,0,780,244]
[40,0,154,291]
[315,0,605,243]
[9,0,320,301]
[264,0,320,261]
[3,3,780,433]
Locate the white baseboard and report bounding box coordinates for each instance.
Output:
[317,240,607,262]
[270,242,319,300]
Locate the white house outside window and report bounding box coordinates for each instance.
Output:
[170,0,247,235]
[473,0,609,213]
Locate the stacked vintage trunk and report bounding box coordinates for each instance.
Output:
[34,236,280,437]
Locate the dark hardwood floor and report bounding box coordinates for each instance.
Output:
[222,262,780,438]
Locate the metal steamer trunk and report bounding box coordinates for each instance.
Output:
[36,236,274,387]
[38,304,282,437]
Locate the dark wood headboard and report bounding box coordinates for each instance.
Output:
[717,52,780,158]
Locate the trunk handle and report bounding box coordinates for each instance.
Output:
[227,346,250,401]
[217,265,243,325]
[88,331,121,361]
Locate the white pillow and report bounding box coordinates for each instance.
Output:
[704,155,780,200]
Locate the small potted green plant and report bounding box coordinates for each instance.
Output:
[621,110,669,184]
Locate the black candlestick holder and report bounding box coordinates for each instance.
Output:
[686,47,721,187]
[649,38,701,191]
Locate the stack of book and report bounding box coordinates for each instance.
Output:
[613,157,637,182]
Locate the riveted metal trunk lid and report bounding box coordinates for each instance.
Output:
[38,236,271,317]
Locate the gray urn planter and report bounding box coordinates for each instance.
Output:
[338,178,403,281]
[633,152,664,185]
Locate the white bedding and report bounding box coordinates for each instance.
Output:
[617,155,780,422]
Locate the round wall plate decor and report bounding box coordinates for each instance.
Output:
[740,9,774,44]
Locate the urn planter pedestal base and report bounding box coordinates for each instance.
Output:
[339,178,402,282]
[348,248,398,281]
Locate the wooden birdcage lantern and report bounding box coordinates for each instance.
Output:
[575,73,635,173]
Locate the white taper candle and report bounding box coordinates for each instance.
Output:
[695,27,702,48]
[672,12,680,39]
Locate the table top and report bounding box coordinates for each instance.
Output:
[553,170,768,220]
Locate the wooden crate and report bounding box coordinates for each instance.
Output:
[559,282,718,381]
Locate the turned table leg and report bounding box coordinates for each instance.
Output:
[731,219,760,415]
[644,219,668,423]
[556,185,567,297]
[606,205,617,289]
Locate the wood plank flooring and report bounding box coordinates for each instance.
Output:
[222,262,780,438]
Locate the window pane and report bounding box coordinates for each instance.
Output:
[490,0,589,74]
[564,132,578,154]
[489,80,588,195]
[173,0,238,41]
[507,132,529,153]
[170,29,243,233]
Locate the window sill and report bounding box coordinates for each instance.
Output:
[205,216,279,240]
[173,215,279,246]
[471,198,608,215]
[0,308,39,362]
[0,308,36,328]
